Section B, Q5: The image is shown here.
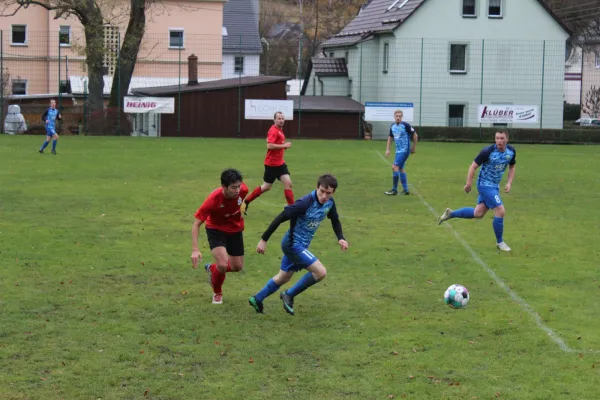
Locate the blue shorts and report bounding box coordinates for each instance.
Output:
[46,128,56,136]
[477,186,503,209]
[393,152,409,169]
[280,247,319,272]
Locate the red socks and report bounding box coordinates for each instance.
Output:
[209,261,234,294]
[245,186,263,203]
[284,189,295,205]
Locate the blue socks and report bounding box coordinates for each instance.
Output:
[400,172,408,192]
[450,207,475,219]
[392,171,399,191]
[255,279,280,302]
[52,140,57,152]
[40,141,49,151]
[493,217,504,243]
[286,272,318,297]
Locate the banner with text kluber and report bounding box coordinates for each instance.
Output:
[477,105,539,124]
[124,97,175,114]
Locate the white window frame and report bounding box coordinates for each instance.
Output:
[488,0,503,18]
[59,25,71,47]
[169,28,184,49]
[383,42,389,73]
[462,0,476,17]
[234,56,244,73]
[12,79,27,95]
[449,43,468,74]
[11,24,27,46]
[448,103,467,127]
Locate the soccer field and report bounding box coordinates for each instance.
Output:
[1,135,599,399]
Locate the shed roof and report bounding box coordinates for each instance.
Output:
[288,95,364,113]
[132,76,291,96]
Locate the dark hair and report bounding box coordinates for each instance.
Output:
[273,111,284,120]
[496,130,509,137]
[317,174,338,190]
[221,168,243,187]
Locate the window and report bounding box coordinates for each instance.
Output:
[11,25,26,45]
[448,104,465,127]
[462,0,476,17]
[595,53,600,69]
[387,0,409,11]
[104,25,120,76]
[488,0,502,17]
[329,52,334,57]
[234,56,244,73]
[59,26,71,46]
[169,29,184,48]
[450,44,467,73]
[383,42,389,73]
[345,51,349,64]
[12,79,26,95]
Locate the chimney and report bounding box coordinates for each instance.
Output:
[188,54,198,85]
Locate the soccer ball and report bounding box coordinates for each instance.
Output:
[444,284,470,309]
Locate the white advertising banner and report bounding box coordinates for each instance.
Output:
[477,105,539,124]
[365,102,414,122]
[245,99,295,120]
[124,97,175,114]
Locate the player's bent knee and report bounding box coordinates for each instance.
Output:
[262,184,273,192]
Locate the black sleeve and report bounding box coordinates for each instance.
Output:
[57,110,62,120]
[327,201,345,241]
[261,211,291,242]
[41,109,48,122]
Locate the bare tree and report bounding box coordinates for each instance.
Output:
[583,85,600,117]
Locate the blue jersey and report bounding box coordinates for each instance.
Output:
[281,191,340,250]
[474,144,517,188]
[389,122,415,154]
[42,108,61,131]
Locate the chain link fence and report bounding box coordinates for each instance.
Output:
[1,30,597,142]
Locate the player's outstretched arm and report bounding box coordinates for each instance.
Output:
[256,211,291,254]
[464,161,479,193]
[191,218,204,268]
[329,206,348,251]
[505,164,516,193]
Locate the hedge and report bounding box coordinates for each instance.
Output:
[415,126,600,144]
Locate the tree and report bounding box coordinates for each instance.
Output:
[0,0,106,131]
[0,0,152,134]
[583,85,600,117]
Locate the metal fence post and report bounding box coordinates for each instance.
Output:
[297,35,302,137]
[238,35,242,137]
[418,38,424,128]
[117,31,121,135]
[479,39,485,141]
[178,45,181,136]
[358,41,363,103]
[540,40,546,140]
[58,34,62,134]
[1,30,4,131]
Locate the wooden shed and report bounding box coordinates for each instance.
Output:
[287,95,365,139]
[132,75,290,138]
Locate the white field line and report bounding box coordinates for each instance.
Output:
[375,150,599,354]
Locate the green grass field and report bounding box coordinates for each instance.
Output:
[1,135,599,399]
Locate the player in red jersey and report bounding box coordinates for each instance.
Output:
[241,111,294,214]
[191,168,248,304]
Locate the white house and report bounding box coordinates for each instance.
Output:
[302,0,571,136]
[221,0,262,79]
[564,40,582,105]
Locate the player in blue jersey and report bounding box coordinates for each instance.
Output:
[438,131,516,252]
[385,110,418,195]
[39,99,62,154]
[248,174,349,315]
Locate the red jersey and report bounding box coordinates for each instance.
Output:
[264,124,286,167]
[194,183,249,233]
